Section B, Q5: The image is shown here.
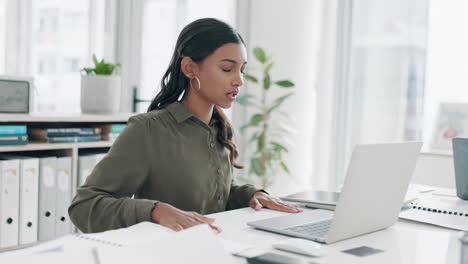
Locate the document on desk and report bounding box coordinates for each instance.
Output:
[0,250,95,264]
[399,195,468,231]
[97,224,236,264]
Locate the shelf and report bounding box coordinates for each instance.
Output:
[0,112,135,123]
[0,141,114,152]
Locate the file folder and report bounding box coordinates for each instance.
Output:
[78,153,106,186]
[55,157,72,237]
[78,155,95,186]
[0,154,39,245]
[38,156,57,241]
[0,158,20,248]
[18,157,40,244]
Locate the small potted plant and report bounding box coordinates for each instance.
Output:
[80,55,121,114]
[236,47,295,188]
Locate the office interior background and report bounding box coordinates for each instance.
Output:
[0,0,465,195]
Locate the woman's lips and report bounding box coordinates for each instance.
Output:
[226,92,238,102]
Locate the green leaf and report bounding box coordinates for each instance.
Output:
[236,94,254,106]
[243,74,258,83]
[253,47,267,64]
[248,132,258,143]
[275,80,295,88]
[249,113,264,127]
[92,54,99,66]
[267,92,294,113]
[263,73,271,90]
[82,68,94,75]
[87,54,120,75]
[251,157,266,176]
[271,142,288,152]
[264,62,274,74]
[280,161,290,174]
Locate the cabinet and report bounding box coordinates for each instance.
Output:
[0,112,134,251]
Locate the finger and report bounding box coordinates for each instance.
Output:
[195,213,215,224]
[179,218,200,229]
[278,201,303,211]
[251,198,263,210]
[277,202,302,212]
[208,223,222,234]
[169,223,184,232]
[266,201,301,213]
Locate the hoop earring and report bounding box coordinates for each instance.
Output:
[190,76,201,91]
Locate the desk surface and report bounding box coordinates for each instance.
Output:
[209,207,461,264]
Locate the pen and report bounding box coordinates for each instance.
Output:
[92,247,100,264]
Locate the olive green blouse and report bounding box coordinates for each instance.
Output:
[68,102,261,233]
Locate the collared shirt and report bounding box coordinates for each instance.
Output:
[68,101,260,233]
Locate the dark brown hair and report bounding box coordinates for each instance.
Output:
[147,18,244,169]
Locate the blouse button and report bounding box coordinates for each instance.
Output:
[217,168,222,174]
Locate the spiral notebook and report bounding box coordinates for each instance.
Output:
[399,196,468,231]
[0,224,237,264]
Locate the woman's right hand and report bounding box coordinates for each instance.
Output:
[151,202,221,233]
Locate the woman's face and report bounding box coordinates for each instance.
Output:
[195,43,247,109]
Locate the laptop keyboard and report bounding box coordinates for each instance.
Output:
[283,219,332,238]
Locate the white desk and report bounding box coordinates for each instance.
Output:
[210,207,462,264]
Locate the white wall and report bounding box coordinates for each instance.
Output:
[423,0,468,144]
[412,153,455,188]
[232,0,322,196]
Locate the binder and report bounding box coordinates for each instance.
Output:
[38,156,57,241]
[55,157,72,237]
[78,155,95,186]
[78,153,106,186]
[0,158,20,248]
[0,154,39,245]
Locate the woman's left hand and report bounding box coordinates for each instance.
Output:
[249,192,303,213]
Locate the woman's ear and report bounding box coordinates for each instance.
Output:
[181,57,198,78]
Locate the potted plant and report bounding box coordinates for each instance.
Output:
[80,55,121,114]
[237,47,295,188]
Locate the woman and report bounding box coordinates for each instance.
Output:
[69,18,302,233]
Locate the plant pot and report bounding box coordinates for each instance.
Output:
[80,75,121,114]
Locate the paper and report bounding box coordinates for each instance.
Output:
[399,196,468,230]
[97,224,236,264]
[0,250,95,264]
[79,221,174,246]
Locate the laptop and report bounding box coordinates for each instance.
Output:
[247,142,423,244]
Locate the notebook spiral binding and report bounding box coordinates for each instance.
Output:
[409,202,468,217]
[72,233,125,247]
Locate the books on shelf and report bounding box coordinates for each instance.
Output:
[28,128,101,137]
[0,125,28,146]
[0,135,28,146]
[0,125,27,135]
[97,124,126,134]
[28,127,102,144]
[30,135,101,144]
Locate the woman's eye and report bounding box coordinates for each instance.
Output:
[222,69,231,72]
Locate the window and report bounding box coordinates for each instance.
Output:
[0,0,111,113]
[0,0,6,73]
[335,0,429,184]
[134,0,237,113]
